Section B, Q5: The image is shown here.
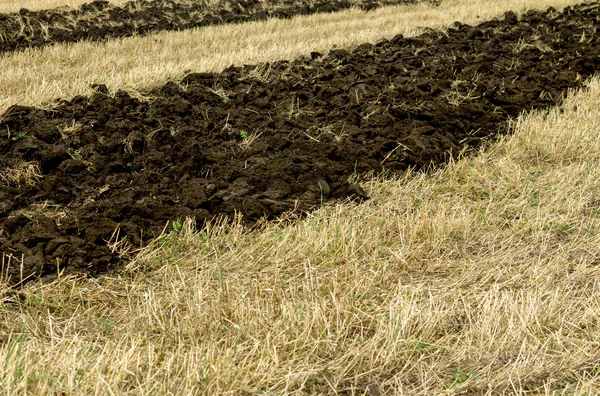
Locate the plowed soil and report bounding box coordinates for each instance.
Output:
[2,2,600,283]
[0,0,436,54]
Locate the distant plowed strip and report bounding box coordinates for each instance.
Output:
[0,0,434,54]
[0,0,584,117]
[1,3,600,282]
[0,0,128,13]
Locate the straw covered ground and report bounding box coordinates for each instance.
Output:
[1,0,599,394]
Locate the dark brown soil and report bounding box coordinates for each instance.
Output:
[0,0,437,54]
[1,2,600,284]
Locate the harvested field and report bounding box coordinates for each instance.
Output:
[1,2,600,282]
[0,0,434,54]
[1,0,600,394]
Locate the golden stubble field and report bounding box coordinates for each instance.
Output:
[1,0,599,394]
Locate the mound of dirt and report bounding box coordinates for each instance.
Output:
[0,0,438,54]
[1,3,600,283]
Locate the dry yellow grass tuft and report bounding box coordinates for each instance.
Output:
[0,161,42,187]
[0,0,584,115]
[2,69,600,395]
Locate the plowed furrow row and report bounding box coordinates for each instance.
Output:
[0,0,436,54]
